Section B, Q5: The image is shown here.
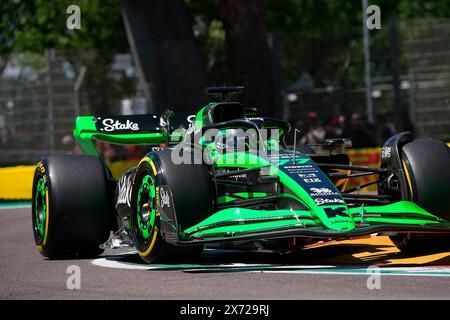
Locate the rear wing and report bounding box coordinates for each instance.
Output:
[73,113,191,156]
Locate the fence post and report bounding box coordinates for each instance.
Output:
[362,0,374,124]
[45,49,55,152]
[389,19,403,132]
[74,65,87,115]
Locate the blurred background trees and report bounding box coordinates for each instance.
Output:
[0,0,449,163]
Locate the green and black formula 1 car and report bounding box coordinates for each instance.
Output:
[32,87,450,262]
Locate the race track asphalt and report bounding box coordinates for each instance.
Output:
[1,206,450,300]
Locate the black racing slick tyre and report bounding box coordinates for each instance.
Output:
[389,139,450,253]
[130,149,213,263]
[32,156,113,258]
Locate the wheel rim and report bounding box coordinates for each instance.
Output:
[136,174,156,240]
[34,177,47,240]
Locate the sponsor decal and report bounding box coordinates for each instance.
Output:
[100,118,139,132]
[303,178,322,183]
[279,158,310,166]
[315,198,345,206]
[117,174,133,207]
[37,162,46,175]
[310,187,332,194]
[381,146,392,159]
[159,117,167,127]
[246,117,265,121]
[160,188,171,208]
[298,173,317,178]
[228,174,247,179]
[283,164,313,170]
[95,115,161,133]
[186,115,196,134]
[309,187,340,197]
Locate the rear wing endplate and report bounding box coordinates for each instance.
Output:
[73,115,168,156]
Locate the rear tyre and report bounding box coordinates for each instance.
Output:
[32,156,113,258]
[389,139,450,253]
[130,150,212,263]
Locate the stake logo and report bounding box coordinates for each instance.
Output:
[315,198,345,206]
[99,118,139,132]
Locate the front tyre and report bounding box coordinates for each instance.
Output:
[130,150,212,263]
[32,156,113,258]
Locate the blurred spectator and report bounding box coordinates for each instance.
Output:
[325,115,345,139]
[300,111,326,144]
[342,112,377,148]
[61,134,82,155]
[95,141,116,163]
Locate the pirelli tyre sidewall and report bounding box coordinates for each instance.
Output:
[32,156,112,258]
[130,150,212,263]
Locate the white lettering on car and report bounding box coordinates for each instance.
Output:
[314,198,345,206]
[101,118,139,132]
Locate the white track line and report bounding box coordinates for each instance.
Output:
[91,254,450,277]
[0,204,31,210]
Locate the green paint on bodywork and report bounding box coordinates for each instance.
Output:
[185,148,448,240]
[185,208,314,232]
[349,201,445,225]
[195,105,208,130]
[214,151,354,232]
[183,201,448,239]
[272,165,353,231]
[217,192,269,204]
[217,192,303,205]
[350,201,436,218]
[183,207,316,238]
[188,220,310,238]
